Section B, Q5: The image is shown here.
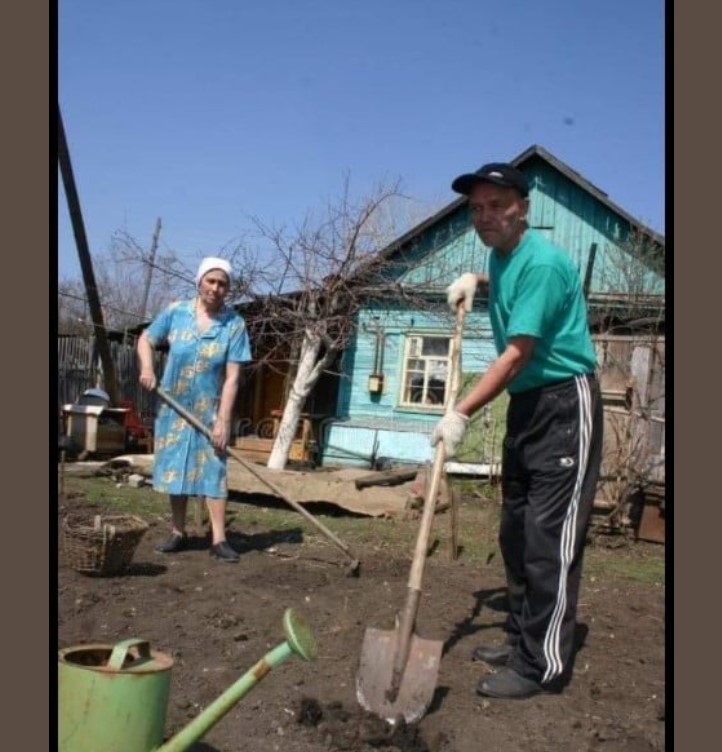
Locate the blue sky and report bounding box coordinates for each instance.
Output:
[58,0,665,281]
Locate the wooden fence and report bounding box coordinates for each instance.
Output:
[592,334,666,535]
[57,335,164,417]
[594,333,665,479]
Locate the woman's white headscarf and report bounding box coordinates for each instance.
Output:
[195,256,232,288]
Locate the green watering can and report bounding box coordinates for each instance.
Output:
[58,608,317,752]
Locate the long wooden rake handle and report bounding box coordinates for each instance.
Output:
[154,387,361,573]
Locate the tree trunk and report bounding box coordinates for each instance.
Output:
[267,333,327,470]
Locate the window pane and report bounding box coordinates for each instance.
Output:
[404,373,425,404]
[425,362,447,406]
[427,360,448,380]
[426,379,447,405]
[421,337,450,356]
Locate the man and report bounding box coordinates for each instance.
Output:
[432,162,603,699]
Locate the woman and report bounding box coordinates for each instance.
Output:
[137,256,252,562]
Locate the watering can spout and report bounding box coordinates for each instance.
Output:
[155,608,317,752]
[59,609,317,752]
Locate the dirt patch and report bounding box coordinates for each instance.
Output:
[58,490,665,752]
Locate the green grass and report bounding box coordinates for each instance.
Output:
[61,476,167,518]
[583,544,665,585]
[454,373,509,463]
[59,474,664,583]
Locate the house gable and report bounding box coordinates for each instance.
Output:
[322,145,665,468]
[373,146,664,298]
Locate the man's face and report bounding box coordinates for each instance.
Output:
[468,182,529,253]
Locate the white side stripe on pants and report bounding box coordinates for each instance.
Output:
[541,375,592,683]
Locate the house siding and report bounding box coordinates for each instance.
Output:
[322,305,498,467]
[320,149,664,469]
[525,160,664,295]
[339,307,497,420]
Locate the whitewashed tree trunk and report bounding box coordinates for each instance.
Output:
[267,331,335,470]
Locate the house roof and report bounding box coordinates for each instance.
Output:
[370,144,665,266]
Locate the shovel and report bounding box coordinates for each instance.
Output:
[154,387,361,576]
[356,304,466,724]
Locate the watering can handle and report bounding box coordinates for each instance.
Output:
[107,638,152,670]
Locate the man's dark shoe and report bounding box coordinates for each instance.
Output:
[209,540,239,562]
[476,668,542,699]
[471,643,513,667]
[155,532,188,554]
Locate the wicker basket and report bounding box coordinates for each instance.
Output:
[61,513,149,576]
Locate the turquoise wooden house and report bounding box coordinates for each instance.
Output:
[317,145,665,470]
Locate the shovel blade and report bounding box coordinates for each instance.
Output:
[356,627,443,724]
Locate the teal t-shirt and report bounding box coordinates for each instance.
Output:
[488,230,597,393]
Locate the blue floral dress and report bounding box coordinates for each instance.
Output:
[145,299,252,498]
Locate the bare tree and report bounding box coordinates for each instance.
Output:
[111,227,260,309]
[245,176,438,470]
[58,222,262,336]
[58,236,189,334]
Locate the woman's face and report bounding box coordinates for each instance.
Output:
[198,270,229,309]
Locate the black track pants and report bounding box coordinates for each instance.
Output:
[500,373,603,685]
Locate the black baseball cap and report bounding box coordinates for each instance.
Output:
[451,162,529,198]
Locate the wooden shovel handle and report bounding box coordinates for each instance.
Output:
[388,305,466,701]
[407,304,465,591]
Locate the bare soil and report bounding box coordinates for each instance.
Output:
[58,489,666,752]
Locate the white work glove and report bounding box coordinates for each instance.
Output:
[446,272,478,313]
[430,410,469,458]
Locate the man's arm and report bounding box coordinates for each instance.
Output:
[455,336,535,418]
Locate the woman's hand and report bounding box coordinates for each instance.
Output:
[211,417,231,453]
[139,370,157,392]
[137,333,158,392]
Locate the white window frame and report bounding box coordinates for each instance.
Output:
[398,332,453,410]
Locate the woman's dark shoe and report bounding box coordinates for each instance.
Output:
[471,642,514,666]
[476,668,542,699]
[155,532,188,554]
[209,540,239,562]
